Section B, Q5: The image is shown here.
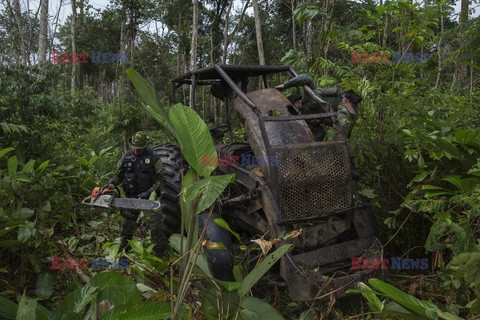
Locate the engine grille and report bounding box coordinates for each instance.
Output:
[274,142,352,220]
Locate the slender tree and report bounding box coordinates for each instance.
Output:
[71,0,77,94]
[190,0,199,109]
[222,0,234,64]
[456,0,469,86]
[12,0,27,64]
[38,0,48,63]
[252,0,265,65]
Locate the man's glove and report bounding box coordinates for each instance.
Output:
[138,189,152,199]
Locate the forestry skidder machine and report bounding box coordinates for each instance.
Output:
[172,65,383,301]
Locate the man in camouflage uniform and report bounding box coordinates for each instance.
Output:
[276,74,359,139]
[104,131,166,257]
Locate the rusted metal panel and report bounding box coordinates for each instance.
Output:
[280,238,383,301]
[234,88,315,183]
[291,239,371,268]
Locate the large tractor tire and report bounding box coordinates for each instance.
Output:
[199,212,235,281]
[152,145,234,281]
[151,144,185,255]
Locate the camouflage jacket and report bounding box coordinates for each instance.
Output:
[108,147,164,196]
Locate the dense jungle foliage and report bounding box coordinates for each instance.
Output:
[0,0,480,318]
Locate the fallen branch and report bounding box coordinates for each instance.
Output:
[56,240,90,283]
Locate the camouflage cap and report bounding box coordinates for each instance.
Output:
[129,131,148,149]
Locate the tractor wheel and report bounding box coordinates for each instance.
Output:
[151,144,185,244]
[199,212,235,281]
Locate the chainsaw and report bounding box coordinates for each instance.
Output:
[82,187,161,211]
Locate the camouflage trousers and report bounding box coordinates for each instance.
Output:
[119,208,167,257]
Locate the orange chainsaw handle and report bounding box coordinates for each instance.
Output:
[91,186,112,198]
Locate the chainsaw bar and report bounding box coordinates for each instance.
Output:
[82,195,161,211]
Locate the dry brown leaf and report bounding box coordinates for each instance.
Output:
[283,229,302,240]
[250,238,273,255]
[202,239,226,250]
[251,229,303,255]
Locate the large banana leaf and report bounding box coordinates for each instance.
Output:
[183,174,236,214]
[169,234,213,278]
[126,69,171,132]
[101,301,170,320]
[238,244,292,298]
[168,104,217,177]
[368,278,438,320]
[239,297,285,320]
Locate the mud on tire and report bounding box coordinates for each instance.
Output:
[152,144,185,237]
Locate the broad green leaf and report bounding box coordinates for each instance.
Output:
[299,310,315,320]
[436,308,463,320]
[17,222,36,242]
[126,69,166,123]
[455,129,479,145]
[58,312,82,320]
[201,286,240,320]
[35,161,50,174]
[240,297,285,320]
[0,295,18,319]
[73,285,98,313]
[22,160,36,174]
[238,244,292,297]
[358,187,376,199]
[181,168,197,235]
[0,220,25,237]
[0,147,15,159]
[0,240,21,248]
[368,278,438,319]
[441,176,462,190]
[16,294,37,320]
[213,218,240,241]
[11,208,34,220]
[89,272,141,306]
[347,282,383,312]
[184,174,236,214]
[129,239,144,255]
[52,273,141,318]
[239,309,260,320]
[408,171,430,187]
[35,273,53,299]
[7,156,17,177]
[168,104,217,177]
[101,301,170,320]
[77,157,89,167]
[169,234,213,277]
[383,301,425,319]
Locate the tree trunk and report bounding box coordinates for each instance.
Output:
[252,0,265,65]
[49,0,63,62]
[71,0,77,94]
[190,0,198,109]
[456,0,469,86]
[224,0,250,64]
[222,0,234,64]
[291,0,296,50]
[38,0,48,64]
[12,0,27,65]
[304,20,313,57]
[435,3,443,88]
